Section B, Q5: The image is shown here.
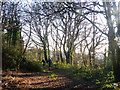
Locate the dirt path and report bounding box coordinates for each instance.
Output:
[2,69,101,89]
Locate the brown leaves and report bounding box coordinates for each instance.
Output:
[2,70,97,89]
[2,70,71,89]
[2,75,27,88]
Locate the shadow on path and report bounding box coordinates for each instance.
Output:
[2,69,101,89]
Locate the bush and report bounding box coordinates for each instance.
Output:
[20,59,43,72]
[2,46,43,72]
[2,46,22,70]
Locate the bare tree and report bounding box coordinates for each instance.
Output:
[24,2,51,62]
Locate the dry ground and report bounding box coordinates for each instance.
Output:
[2,68,101,89]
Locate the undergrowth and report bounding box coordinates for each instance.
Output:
[53,62,120,89]
[20,59,43,72]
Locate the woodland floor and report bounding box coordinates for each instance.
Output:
[1,67,101,90]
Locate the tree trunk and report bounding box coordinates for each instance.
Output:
[43,43,48,62]
[47,42,50,58]
[104,50,107,68]
[108,44,112,65]
[60,49,64,63]
[0,2,3,71]
[19,29,22,53]
[0,32,2,71]
[89,50,92,66]
[108,30,120,82]
[116,1,120,82]
[116,46,120,81]
[70,52,73,65]
[66,51,70,64]
[103,2,120,82]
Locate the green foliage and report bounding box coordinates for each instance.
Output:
[104,71,114,83]
[53,62,79,70]
[2,45,43,72]
[53,62,120,89]
[2,46,22,70]
[20,59,43,72]
[75,68,116,89]
[48,72,57,79]
[103,83,119,89]
[2,2,24,71]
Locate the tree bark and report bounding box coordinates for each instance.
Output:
[89,50,92,67]
[103,2,120,82]
[43,42,48,62]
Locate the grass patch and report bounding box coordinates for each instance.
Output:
[48,72,57,79]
